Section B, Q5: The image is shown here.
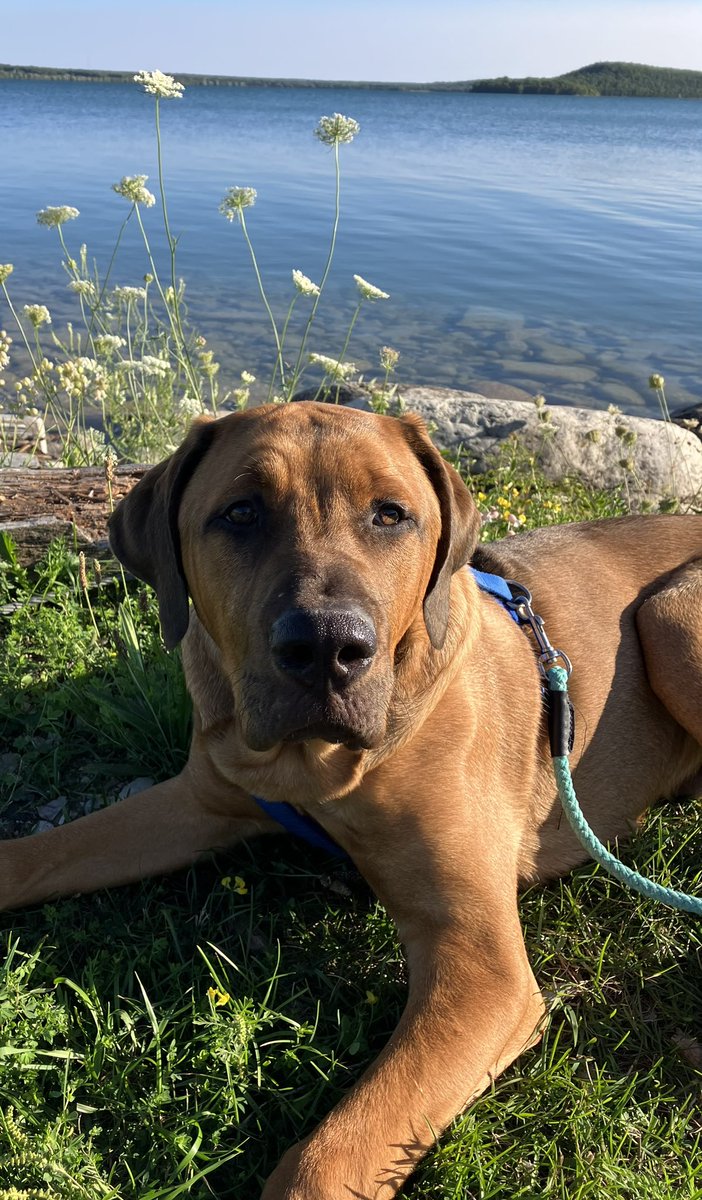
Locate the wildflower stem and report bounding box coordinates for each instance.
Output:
[335,302,362,377]
[269,296,298,402]
[311,302,362,403]
[289,140,342,397]
[88,208,134,338]
[1,284,40,372]
[132,203,201,400]
[154,96,201,403]
[238,208,285,390]
[56,225,110,350]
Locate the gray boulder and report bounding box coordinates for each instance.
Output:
[329,385,702,506]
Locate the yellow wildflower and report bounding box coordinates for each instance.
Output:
[207,986,231,1007]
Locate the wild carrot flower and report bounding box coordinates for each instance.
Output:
[292,269,320,297]
[94,334,126,354]
[379,346,399,371]
[354,275,389,302]
[36,206,80,227]
[308,352,357,381]
[219,187,257,221]
[112,285,147,302]
[118,355,170,377]
[134,69,184,99]
[69,279,97,298]
[177,395,201,418]
[23,304,51,328]
[112,175,156,207]
[0,264,13,283]
[240,370,256,385]
[56,357,102,395]
[0,331,11,371]
[314,113,360,145]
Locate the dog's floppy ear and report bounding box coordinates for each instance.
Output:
[399,413,481,650]
[108,417,218,649]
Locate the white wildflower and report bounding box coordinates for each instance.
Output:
[648,373,665,390]
[0,264,13,284]
[112,285,147,302]
[314,113,360,146]
[63,427,107,465]
[177,395,201,418]
[354,274,389,302]
[292,269,320,297]
[36,206,80,227]
[240,370,256,385]
[56,357,103,396]
[112,175,156,207]
[379,346,399,371]
[219,187,257,221]
[308,353,357,381]
[94,334,126,354]
[134,69,184,99]
[69,279,97,298]
[164,281,185,305]
[0,331,11,371]
[23,304,51,328]
[118,355,171,377]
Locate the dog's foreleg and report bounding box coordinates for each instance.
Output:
[0,769,266,911]
[262,813,546,1200]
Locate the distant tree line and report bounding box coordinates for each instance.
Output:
[2,60,702,99]
[471,61,702,99]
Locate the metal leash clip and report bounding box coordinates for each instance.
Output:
[503,581,573,680]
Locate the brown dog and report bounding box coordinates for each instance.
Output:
[1,401,701,1198]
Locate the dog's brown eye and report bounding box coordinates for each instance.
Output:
[224,500,257,526]
[374,503,404,527]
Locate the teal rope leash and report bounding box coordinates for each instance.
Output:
[547,664,702,916]
[501,579,702,917]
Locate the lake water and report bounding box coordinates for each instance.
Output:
[2,80,701,415]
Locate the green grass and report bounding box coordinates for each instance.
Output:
[0,464,700,1200]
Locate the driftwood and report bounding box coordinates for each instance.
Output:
[0,465,148,565]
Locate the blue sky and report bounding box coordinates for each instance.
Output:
[4,1,701,81]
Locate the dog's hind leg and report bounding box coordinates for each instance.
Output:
[0,767,271,911]
[637,559,702,753]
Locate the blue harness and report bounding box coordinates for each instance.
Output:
[251,568,516,856]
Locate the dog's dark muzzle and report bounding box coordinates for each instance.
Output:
[270,607,377,693]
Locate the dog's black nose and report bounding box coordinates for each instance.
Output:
[270,608,377,690]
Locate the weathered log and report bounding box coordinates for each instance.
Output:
[0,464,148,565]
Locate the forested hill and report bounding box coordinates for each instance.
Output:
[1,60,701,98]
[470,62,702,98]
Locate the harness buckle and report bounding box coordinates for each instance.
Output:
[504,581,573,680]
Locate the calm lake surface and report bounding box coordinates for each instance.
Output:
[2,80,701,414]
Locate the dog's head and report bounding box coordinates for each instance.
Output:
[109,403,479,753]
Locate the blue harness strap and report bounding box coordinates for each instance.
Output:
[252,795,348,857]
[250,567,518,855]
[469,568,521,623]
